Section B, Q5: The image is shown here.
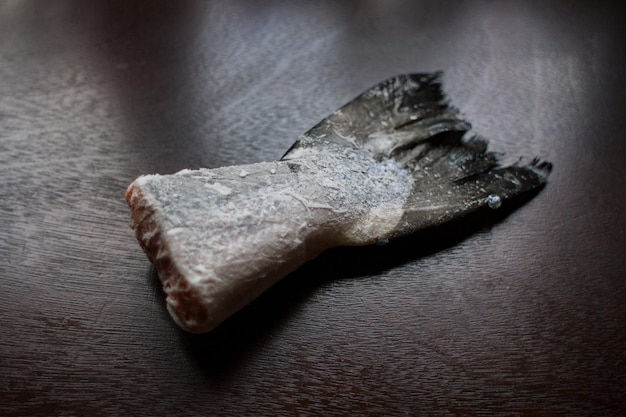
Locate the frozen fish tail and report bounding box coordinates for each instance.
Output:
[126,73,551,333]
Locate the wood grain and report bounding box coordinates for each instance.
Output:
[1,0,625,415]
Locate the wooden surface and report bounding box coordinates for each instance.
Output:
[1,1,625,415]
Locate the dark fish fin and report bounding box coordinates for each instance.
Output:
[280,72,552,235]
[398,136,553,233]
[398,134,499,182]
[282,73,471,160]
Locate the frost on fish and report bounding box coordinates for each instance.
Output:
[126,73,551,333]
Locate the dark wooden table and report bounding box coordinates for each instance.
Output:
[1,1,625,415]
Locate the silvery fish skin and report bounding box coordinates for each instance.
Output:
[126,73,551,333]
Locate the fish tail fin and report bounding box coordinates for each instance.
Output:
[398,134,552,231]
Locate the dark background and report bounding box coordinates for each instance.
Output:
[1,1,625,415]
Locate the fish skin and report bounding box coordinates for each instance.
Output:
[126,73,551,333]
